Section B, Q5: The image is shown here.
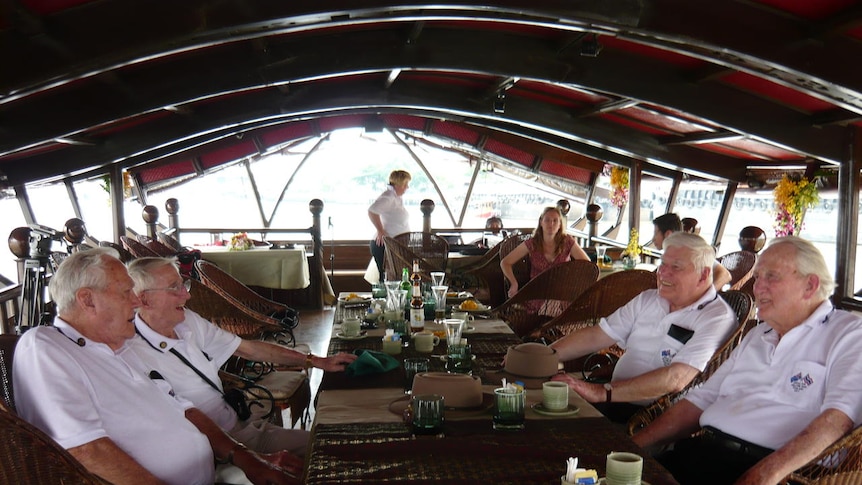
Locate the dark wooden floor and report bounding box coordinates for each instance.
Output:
[289,306,336,428]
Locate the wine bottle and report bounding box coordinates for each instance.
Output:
[410,281,424,333]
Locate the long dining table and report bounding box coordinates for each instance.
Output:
[199,246,311,289]
[306,297,680,484]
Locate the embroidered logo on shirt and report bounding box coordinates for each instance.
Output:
[790,372,814,392]
[661,349,673,366]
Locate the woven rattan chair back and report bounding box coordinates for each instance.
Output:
[393,232,450,273]
[139,236,177,257]
[119,236,159,259]
[0,335,18,411]
[194,260,297,345]
[184,279,309,426]
[0,402,110,485]
[718,250,757,290]
[157,232,183,251]
[529,269,658,343]
[98,241,134,263]
[447,244,506,306]
[383,236,445,283]
[493,259,600,338]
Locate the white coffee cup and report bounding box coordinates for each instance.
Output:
[342,318,361,337]
[412,331,441,353]
[541,381,569,411]
[450,311,474,331]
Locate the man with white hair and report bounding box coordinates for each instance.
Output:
[633,236,862,485]
[13,248,298,485]
[550,232,737,422]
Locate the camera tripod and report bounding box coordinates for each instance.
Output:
[17,255,52,334]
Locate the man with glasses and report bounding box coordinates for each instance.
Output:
[633,236,862,485]
[126,257,355,482]
[13,248,298,485]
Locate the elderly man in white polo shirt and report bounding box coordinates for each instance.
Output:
[549,232,737,423]
[13,248,298,485]
[633,236,862,485]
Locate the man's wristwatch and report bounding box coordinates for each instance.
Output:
[603,382,613,403]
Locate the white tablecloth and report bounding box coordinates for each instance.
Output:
[200,247,310,289]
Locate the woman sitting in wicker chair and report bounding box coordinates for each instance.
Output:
[500,206,589,300]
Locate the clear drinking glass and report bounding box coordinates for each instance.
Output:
[430,271,445,287]
[404,357,430,393]
[493,387,526,430]
[431,285,448,323]
[443,318,463,347]
[412,394,444,435]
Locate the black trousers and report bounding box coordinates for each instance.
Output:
[657,435,765,485]
[370,239,385,280]
[591,402,644,424]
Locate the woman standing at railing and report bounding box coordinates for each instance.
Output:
[368,170,412,281]
[501,206,590,298]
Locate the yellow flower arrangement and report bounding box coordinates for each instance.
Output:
[229,232,252,251]
[773,175,819,237]
[623,228,642,258]
[608,165,629,208]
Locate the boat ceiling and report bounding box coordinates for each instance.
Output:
[1,0,861,191]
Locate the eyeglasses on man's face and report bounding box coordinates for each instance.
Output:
[143,279,191,295]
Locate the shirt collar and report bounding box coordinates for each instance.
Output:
[54,316,128,354]
[133,314,180,352]
[665,285,718,313]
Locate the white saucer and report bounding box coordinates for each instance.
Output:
[531,402,580,416]
[462,325,476,334]
[335,332,366,340]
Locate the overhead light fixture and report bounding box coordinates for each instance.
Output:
[580,34,602,57]
[493,92,506,114]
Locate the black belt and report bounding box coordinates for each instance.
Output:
[700,426,774,460]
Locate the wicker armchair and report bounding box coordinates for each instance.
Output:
[393,232,450,273]
[492,259,599,338]
[119,236,159,259]
[0,401,111,485]
[157,232,183,251]
[195,260,297,346]
[718,250,757,290]
[498,233,532,295]
[98,241,134,263]
[447,244,505,306]
[528,269,658,345]
[626,290,754,436]
[185,279,310,427]
[138,236,177,257]
[1,334,18,411]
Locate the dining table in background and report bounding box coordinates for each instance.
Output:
[199,246,311,289]
[306,303,681,485]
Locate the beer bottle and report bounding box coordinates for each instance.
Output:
[410,279,425,333]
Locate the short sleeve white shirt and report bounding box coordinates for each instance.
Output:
[368,185,410,238]
[688,302,862,450]
[599,287,737,389]
[13,319,214,485]
[130,309,242,430]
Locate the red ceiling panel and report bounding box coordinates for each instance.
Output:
[260,123,315,148]
[483,138,535,167]
[138,160,196,185]
[721,71,837,113]
[597,112,673,136]
[431,121,480,145]
[601,36,706,69]
[695,143,771,161]
[717,138,802,161]
[540,159,592,184]
[199,140,257,169]
[383,114,425,131]
[752,0,857,20]
[617,107,706,134]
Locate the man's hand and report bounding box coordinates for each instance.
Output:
[233,447,301,485]
[317,352,357,372]
[551,373,603,402]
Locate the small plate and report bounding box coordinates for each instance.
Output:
[438,354,477,362]
[458,304,490,312]
[531,402,580,417]
[339,296,371,303]
[335,331,367,340]
[462,325,477,334]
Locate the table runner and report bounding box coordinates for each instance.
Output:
[321,332,522,391]
[304,418,679,484]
